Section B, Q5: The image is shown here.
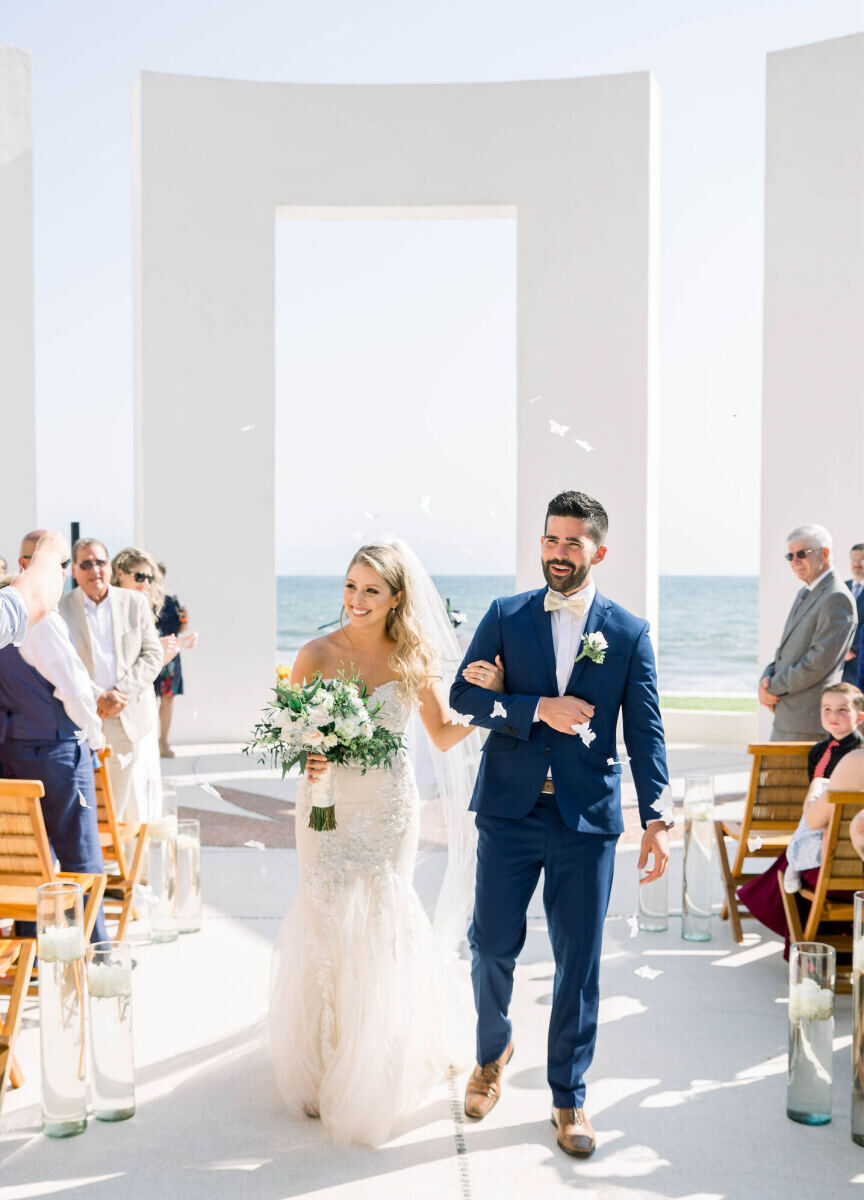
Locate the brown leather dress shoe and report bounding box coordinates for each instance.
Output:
[551,1106,596,1157]
[464,1041,514,1119]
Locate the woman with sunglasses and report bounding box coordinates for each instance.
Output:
[111,547,173,820]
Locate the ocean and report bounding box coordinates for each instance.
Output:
[277,574,759,696]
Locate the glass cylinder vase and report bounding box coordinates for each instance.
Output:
[176,818,202,934]
[37,882,88,1137]
[86,940,135,1121]
[788,941,835,1125]
[638,870,669,932]
[852,893,864,1144]
[682,775,715,942]
[146,810,178,943]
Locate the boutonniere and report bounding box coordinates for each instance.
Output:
[574,631,608,665]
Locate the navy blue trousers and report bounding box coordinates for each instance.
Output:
[469,792,618,1108]
[0,739,107,943]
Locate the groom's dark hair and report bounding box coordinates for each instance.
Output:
[545,491,608,544]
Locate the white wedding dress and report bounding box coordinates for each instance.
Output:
[269,680,473,1146]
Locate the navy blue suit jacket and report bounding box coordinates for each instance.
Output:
[843,579,864,685]
[450,587,670,835]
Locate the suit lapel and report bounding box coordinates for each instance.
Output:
[780,574,830,649]
[566,592,612,694]
[529,589,558,694]
[73,589,95,676]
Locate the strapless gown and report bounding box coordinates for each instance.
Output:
[269,680,473,1146]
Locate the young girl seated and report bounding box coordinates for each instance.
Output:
[737,682,864,943]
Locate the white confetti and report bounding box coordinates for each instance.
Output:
[351,528,365,540]
[747,834,763,852]
[118,752,133,770]
[200,783,221,799]
[573,438,594,453]
[489,508,497,519]
[420,496,432,515]
[243,840,265,850]
[192,711,199,720]
[549,419,570,437]
[491,700,508,719]
[607,757,617,766]
[528,394,541,405]
[73,729,87,746]
[627,913,639,939]
[240,424,255,432]
[78,790,89,808]
[449,709,473,727]
[461,547,473,557]
[634,965,663,981]
[571,720,596,747]
[363,510,381,520]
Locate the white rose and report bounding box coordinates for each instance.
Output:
[316,690,334,709]
[273,708,296,731]
[321,733,338,750]
[307,704,333,726]
[586,632,608,652]
[302,729,325,746]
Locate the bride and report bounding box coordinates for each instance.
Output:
[270,541,501,1146]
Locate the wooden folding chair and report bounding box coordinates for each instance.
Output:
[93,747,149,939]
[714,742,814,942]
[778,789,864,991]
[0,938,36,1109]
[0,780,107,994]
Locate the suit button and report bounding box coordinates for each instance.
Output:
[545,747,551,755]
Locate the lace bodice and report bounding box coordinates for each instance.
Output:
[364,679,413,736]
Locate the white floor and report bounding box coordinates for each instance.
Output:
[2,749,864,1199]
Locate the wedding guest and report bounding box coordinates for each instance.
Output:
[759,524,857,740]
[738,682,864,952]
[0,530,69,650]
[0,534,107,941]
[60,538,162,821]
[843,545,864,684]
[152,563,198,758]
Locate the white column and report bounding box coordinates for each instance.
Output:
[134,72,658,742]
[760,34,864,728]
[0,46,35,561]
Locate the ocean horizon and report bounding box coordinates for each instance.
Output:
[277,574,760,696]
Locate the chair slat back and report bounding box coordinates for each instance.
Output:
[0,783,55,885]
[746,744,813,829]
[93,746,131,878]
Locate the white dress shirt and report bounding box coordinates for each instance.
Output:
[83,592,117,692]
[533,580,597,746]
[18,611,105,750]
[0,587,28,648]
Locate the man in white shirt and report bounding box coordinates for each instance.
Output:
[0,534,107,941]
[60,538,162,820]
[0,530,69,649]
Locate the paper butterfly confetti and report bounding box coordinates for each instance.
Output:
[549,420,570,437]
[449,709,473,727]
[571,720,596,747]
[634,965,663,981]
[747,834,763,852]
[244,840,265,850]
[573,438,594,453]
[73,729,87,746]
[118,752,133,770]
[607,757,617,766]
[192,711,199,720]
[351,529,365,540]
[528,395,541,405]
[240,424,255,432]
[78,790,89,808]
[363,510,381,520]
[461,547,473,556]
[627,913,639,939]
[200,783,222,799]
[420,496,432,515]
[491,700,508,719]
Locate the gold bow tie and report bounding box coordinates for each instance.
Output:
[544,590,588,617]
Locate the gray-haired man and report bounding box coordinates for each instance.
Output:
[760,524,857,741]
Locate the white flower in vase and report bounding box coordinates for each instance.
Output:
[789,977,834,1021]
[39,924,85,964]
[854,940,864,976]
[148,813,178,842]
[87,961,133,999]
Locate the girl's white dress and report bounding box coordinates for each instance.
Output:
[269,681,472,1146]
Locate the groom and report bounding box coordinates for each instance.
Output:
[450,490,671,1157]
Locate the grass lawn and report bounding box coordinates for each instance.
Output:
[660,695,757,713]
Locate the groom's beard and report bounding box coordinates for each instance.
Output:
[542,558,590,595]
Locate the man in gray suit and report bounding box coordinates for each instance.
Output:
[760,524,857,741]
[60,538,163,818]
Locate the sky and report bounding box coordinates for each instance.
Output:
[1,0,860,575]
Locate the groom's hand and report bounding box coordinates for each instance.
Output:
[538,695,595,733]
[638,821,670,884]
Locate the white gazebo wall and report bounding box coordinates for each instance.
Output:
[133,72,659,742]
[0,46,36,561]
[760,34,864,735]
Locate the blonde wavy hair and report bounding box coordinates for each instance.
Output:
[111,547,165,620]
[345,544,438,705]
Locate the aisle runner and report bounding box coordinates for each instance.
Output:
[447,1068,474,1200]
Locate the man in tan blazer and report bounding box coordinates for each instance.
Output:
[60,538,162,817]
[760,524,857,741]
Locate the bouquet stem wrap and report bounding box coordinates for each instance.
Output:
[308,771,336,832]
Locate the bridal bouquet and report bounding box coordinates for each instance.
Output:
[245,673,405,830]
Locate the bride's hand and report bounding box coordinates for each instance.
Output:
[305,753,329,783]
[462,655,505,693]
